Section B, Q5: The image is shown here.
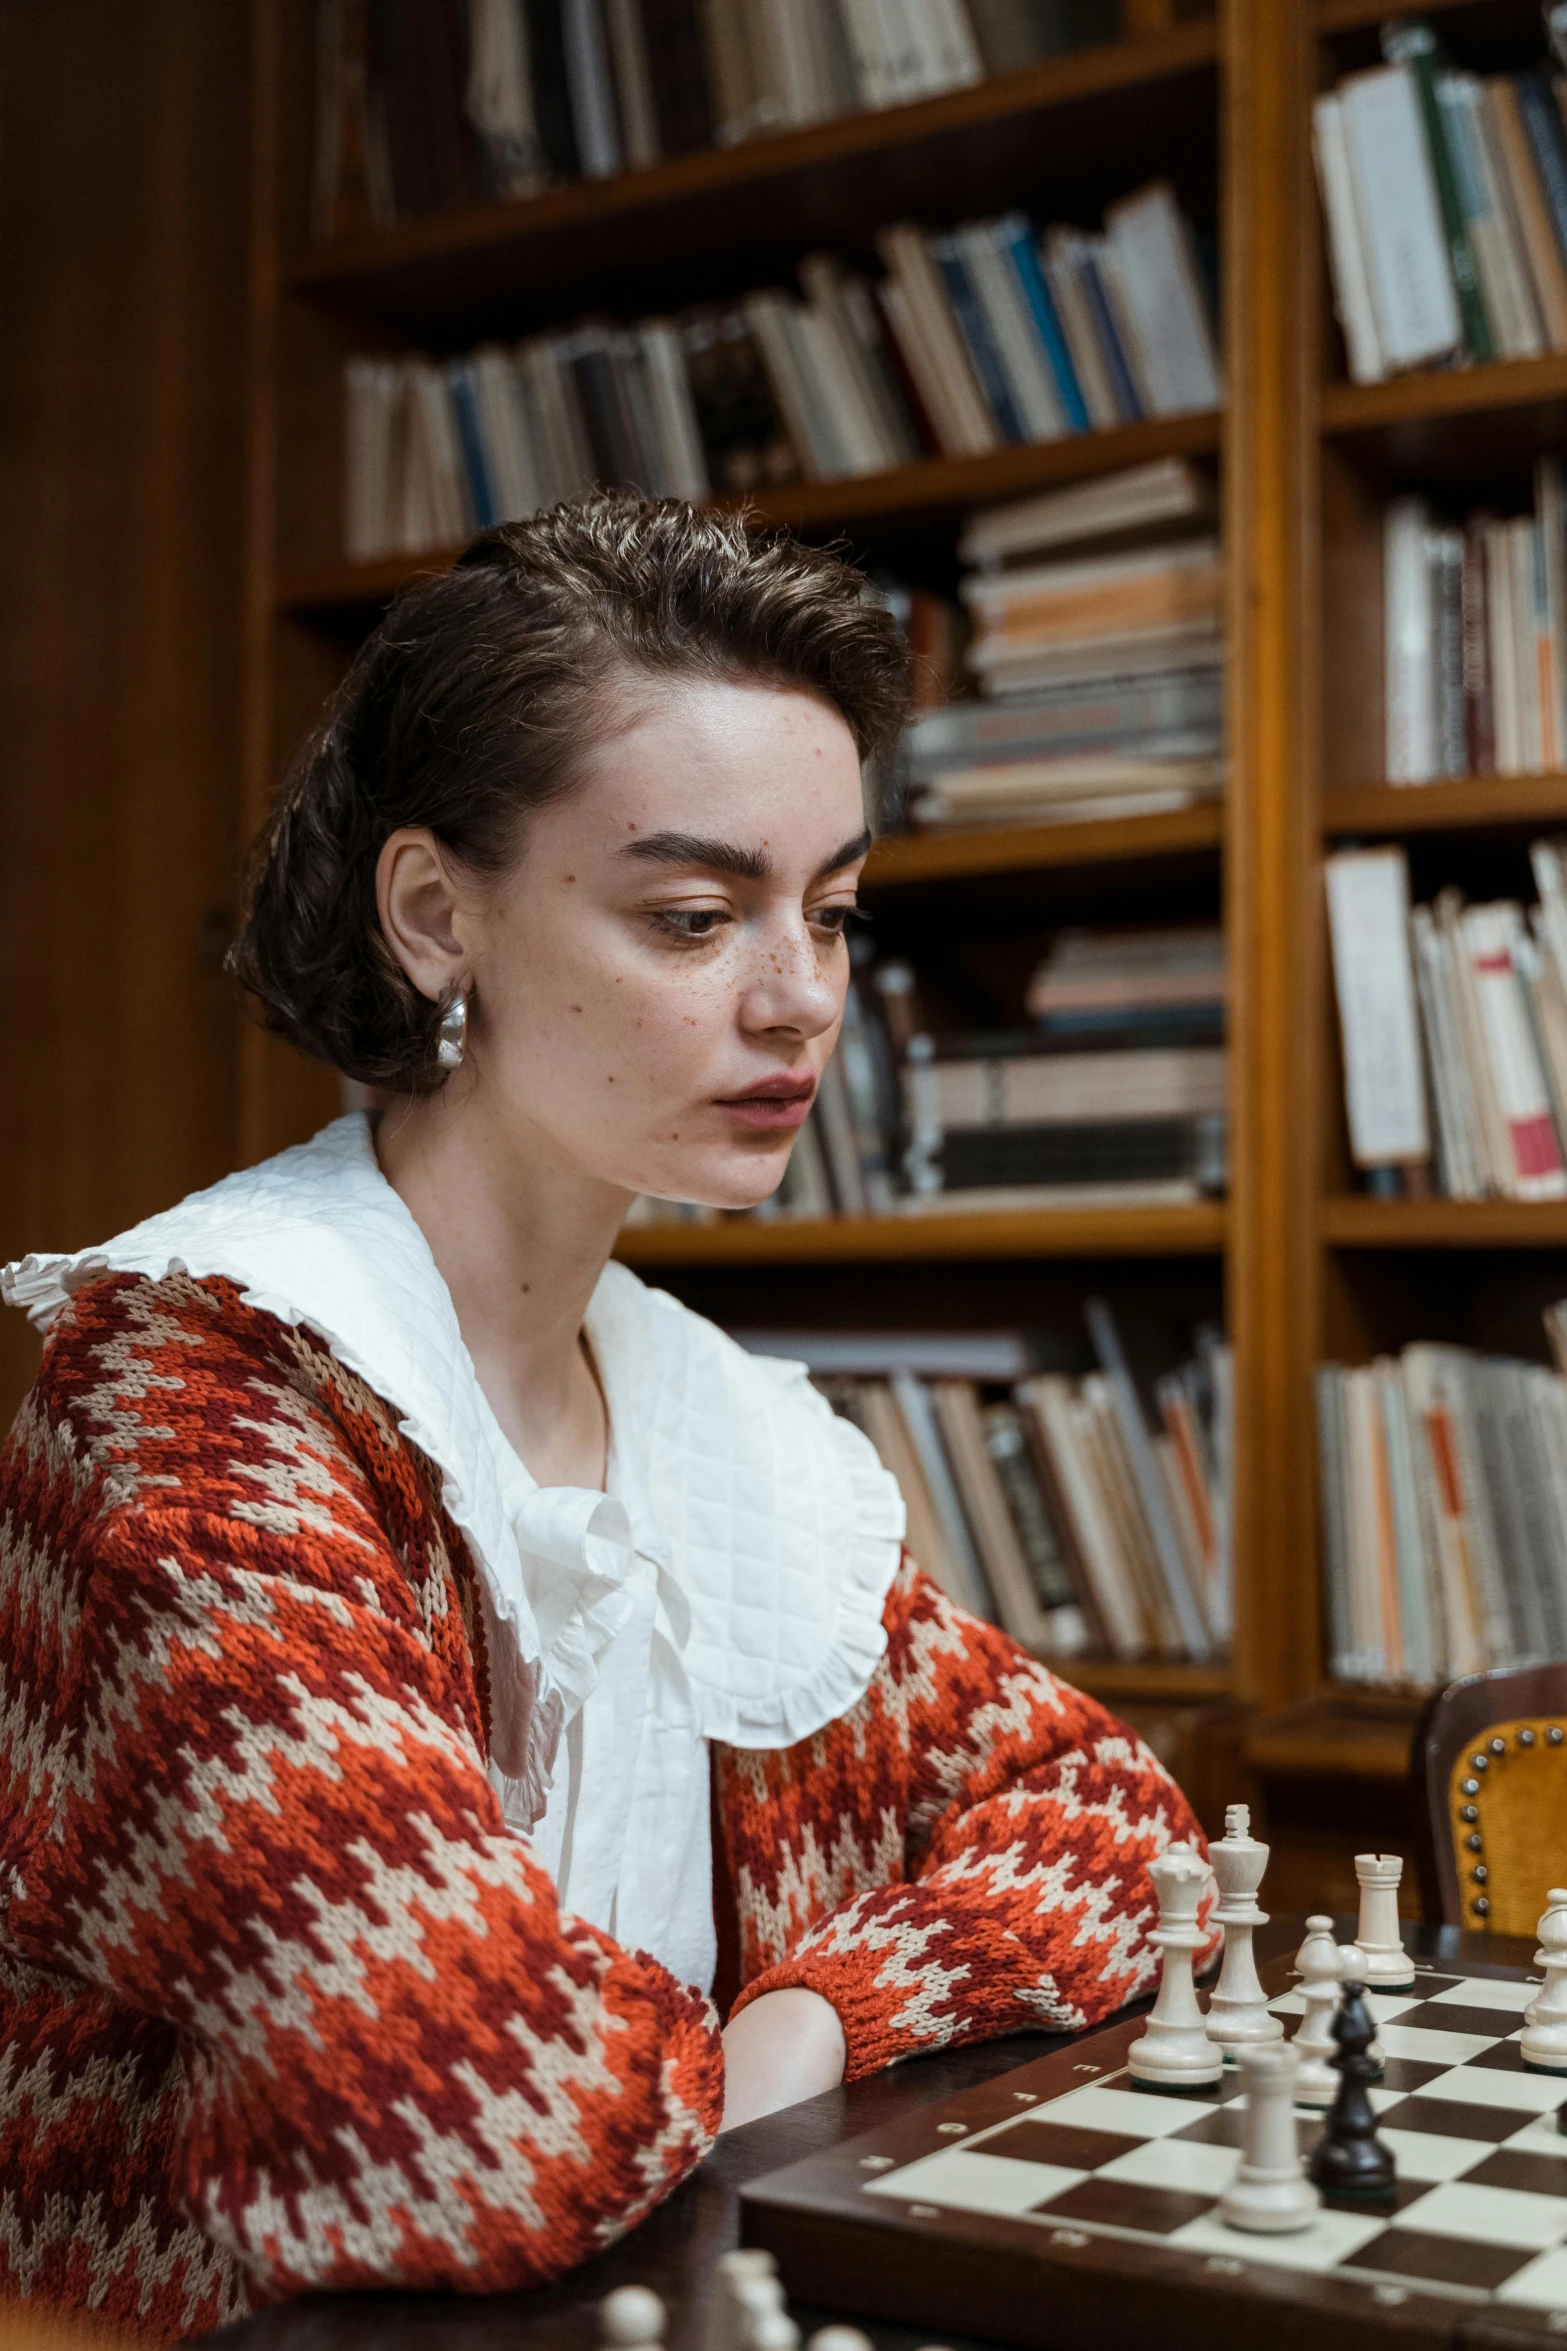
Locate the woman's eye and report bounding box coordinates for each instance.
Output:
[809,905,855,937]
[653,908,728,939]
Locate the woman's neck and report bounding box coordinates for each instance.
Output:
[373,1089,631,1488]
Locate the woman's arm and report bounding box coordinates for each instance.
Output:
[6,1494,723,2301]
[725,1558,1213,2080]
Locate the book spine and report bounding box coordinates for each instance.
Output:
[999,214,1090,431]
[1085,1298,1211,1659]
[1324,846,1431,1171]
[1384,496,1436,783]
[1461,515,1496,774]
[929,233,1022,441]
[1462,903,1567,1197]
[1073,243,1144,422]
[1312,91,1386,384]
[1516,74,1567,292]
[1382,22,1493,359]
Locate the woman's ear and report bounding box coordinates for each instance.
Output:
[375,827,474,1002]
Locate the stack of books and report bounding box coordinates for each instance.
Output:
[1312,12,1567,384]
[313,0,1120,237]
[626,924,1228,1226]
[1319,1298,1567,1687]
[1325,839,1567,1201]
[342,182,1220,560]
[739,1307,1232,1667]
[1382,462,1567,784]
[903,457,1225,831]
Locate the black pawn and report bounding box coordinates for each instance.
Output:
[1307,1981,1396,2200]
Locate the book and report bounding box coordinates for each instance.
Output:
[1312,92,1386,384]
[958,456,1215,567]
[1338,62,1464,372]
[1381,21,1492,364]
[1100,180,1222,416]
[1324,847,1430,1172]
[924,1044,1226,1127]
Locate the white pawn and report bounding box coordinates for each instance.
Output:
[1128,1839,1224,2088]
[1290,1916,1345,2109]
[600,2287,667,2350]
[1521,1890,1567,2072]
[1206,1805,1284,2057]
[1218,2040,1320,2234]
[806,2333,875,2351]
[1354,1854,1415,1989]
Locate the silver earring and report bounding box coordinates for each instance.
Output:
[436,988,468,1071]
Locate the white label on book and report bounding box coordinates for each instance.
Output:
[1325,849,1430,1166]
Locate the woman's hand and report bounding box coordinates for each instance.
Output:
[718,1986,847,2132]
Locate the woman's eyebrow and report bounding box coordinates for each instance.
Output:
[619,828,871,882]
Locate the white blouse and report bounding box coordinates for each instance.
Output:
[3,1114,905,1992]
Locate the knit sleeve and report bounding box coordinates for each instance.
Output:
[726,1557,1213,2079]
[6,1467,722,2299]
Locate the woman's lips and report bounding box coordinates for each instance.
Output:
[714,1079,816,1131]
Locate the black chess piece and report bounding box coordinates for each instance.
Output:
[1306,1981,1397,2200]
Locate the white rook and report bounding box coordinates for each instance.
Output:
[1354,1854,1415,1988]
[1521,1891,1567,2072]
[1219,2041,1320,2233]
[1129,1839,1224,2088]
[1207,1804,1284,2056]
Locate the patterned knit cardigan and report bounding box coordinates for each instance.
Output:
[0,1271,1209,2339]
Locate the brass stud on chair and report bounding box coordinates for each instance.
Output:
[1475,1896,1491,1917]
[1489,1736,1507,1755]
[1462,1777,1481,1796]
[1520,1728,1537,1748]
[1472,1865,1489,1884]
[1466,1832,1483,1852]
[1471,1753,1490,1771]
[1550,1728,1565,1746]
[1460,1802,1479,1822]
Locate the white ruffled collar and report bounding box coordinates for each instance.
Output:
[3,1115,904,1820]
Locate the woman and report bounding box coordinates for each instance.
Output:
[0,495,1209,2339]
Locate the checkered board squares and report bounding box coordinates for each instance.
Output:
[862,1967,1567,2311]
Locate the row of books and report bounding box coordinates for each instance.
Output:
[1384,464,1567,785]
[313,0,1120,237]
[627,924,1228,1223]
[1313,11,1567,383]
[1325,839,1567,1200]
[1319,1309,1567,1688]
[738,1313,1232,1665]
[906,456,1225,829]
[342,182,1220,558]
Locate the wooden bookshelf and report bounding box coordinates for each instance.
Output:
[616,1201,1225,1268]
[865,803,1223,885]
[282,19,1218,334]
[1324,774,1567,837]
[276,410,1223,617]
[242,0,1560,1918]
[1321,1198,1567,1248]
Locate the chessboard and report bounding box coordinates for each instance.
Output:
[740,1952,1567,2351]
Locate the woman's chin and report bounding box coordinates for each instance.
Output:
[633,1147,792,1216]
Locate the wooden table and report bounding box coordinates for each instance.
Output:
[208,1920,1530,2351]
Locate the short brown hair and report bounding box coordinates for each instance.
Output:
[229,492,910,1093]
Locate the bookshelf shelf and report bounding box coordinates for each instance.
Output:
[285,21,1219,336]
[1314,0,1496,30]
[1321,1197,1567,1247]
[1322,355,1567,437]
[865,803,1223,886]
[1245,1692,1420,1784]
[1323,775,1567,838]
[615,1201,1226,1268]
[1065,1658,1232,1704]
[275,411,1224,618]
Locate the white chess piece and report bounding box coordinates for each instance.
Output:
[705,2251,779,2351]
[1353,1854,1415,1988]
[805,2333,874,2351]
[1521,1889,1567,2072]
[1206,1804,1284,2057]
[1290,1916,1344,2108]
[1128,1839,1224,2087]
[1218,2040,1320,2234]
[600,2287,667,2350]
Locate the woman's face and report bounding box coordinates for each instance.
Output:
[439,678,870,1209]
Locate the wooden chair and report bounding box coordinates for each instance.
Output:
[1411,1664,1567,1933]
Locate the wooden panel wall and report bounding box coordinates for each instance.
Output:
[0,0,253,1419]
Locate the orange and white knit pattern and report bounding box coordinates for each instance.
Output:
[0,1273,1208,2338]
